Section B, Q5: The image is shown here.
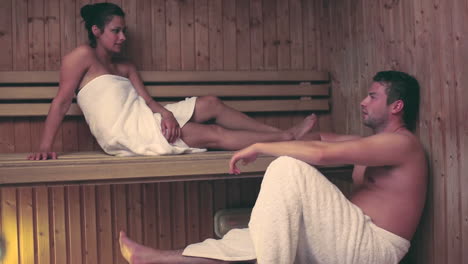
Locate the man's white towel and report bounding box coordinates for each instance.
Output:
[183,156,410,264]
[77,74,206,156]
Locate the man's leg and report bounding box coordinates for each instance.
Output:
[248,156,371,264]
[119,231,229,264]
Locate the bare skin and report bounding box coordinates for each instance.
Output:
[27,15,316,160]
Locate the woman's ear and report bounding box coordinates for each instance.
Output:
[91,25,101,38]
[391,99,404,114]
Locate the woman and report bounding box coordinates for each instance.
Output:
[29,2,316,160]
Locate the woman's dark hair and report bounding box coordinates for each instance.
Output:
[80,3,125,48]
[373,71,420,131]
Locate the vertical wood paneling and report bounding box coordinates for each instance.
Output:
[171,182,186,248]
[157,183,172,249]
[166,0,181,70]
[195,0,209,70]
[1,188,19,264]
[82,185,98,264]
[18,188,34,264]
[111,184,128,264]
[185,181,200,244]
[263,0,277,69]
[289,0,303,69]
[142,184,158,249]
[222,0,236,70]
[28,0,45,70]
[152,0,167,70]
[35,187,50,264]
[66,186,82,264]
[0,0,12,70]
[127,184,143,244]
[12,0,28,70]
[249,0,263,70]
[96,185,113,263]
[208,0,223,70]
[51,187,67,264]
[60,0,76,57]
[180,0,195,70]
[236,0,250,69]
[137,0,153,70]
[276,0,290,69]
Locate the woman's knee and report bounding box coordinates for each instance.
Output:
[196,95,223,110]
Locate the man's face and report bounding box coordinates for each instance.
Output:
[360,82,390,129]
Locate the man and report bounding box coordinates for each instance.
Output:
[119,71,427,264]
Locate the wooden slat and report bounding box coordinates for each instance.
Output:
[0,99,329,117]
[111,184,128,264]
[250,0,264,70]
[222,0,237,70]
[82,185,98,264]
[236,0,251,70]
[0,83,329,99]
[66,186,82,264]
[51,186,67,264]
[0,70,329,83]
[1,188,19,264]
[194,0,209,70]
[208,0,223,70]
[18,187,34,264]
[96,185,113,263]
[35,186,51,264]
[171,182,186,248]
[157,183,172,249]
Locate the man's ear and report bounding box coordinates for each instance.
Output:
[391,99,404,114]
[91,25,101,37]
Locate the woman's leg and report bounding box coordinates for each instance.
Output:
[191,96,280,132]
[181,122,293,150]
[191,96,318,140]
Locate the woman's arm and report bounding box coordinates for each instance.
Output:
[28,47,90,160]
[126,64,180,143]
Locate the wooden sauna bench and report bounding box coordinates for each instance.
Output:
[0,70,353,186]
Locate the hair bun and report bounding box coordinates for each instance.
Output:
[80,4,95,22]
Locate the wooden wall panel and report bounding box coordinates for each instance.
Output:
[319,1,468,264]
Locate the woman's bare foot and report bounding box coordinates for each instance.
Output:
[287,114,318,140]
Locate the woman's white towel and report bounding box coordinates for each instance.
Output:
[77,74,206,156]
[183,156,410,264]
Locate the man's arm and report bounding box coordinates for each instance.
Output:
[229,132,417,174]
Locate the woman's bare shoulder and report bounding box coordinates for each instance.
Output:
[63,45,95,63]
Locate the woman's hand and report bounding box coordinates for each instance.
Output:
[229,144,260,175]
[161,111,181,143]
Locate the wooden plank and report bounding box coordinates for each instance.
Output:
[96,185,113,263]
[45,0,61,71]
[276,0,290,69]
[250,0,264,70]
[137,0,153,70]
[35,186,51,264]
[171,182,186,248]
[166,0,181,70]
[0,119,15,152]
[0,70,329,83]
[28,0,45,70]
[236,0,251,70]
[157,183,172,249]
[76,0,92,47]
[13,117,32,153]
[222,0,237,70]
[199,181,214,240]
[142,183,158,249]
[208,0,223,70]
[121,0,137,66]
[195,0,209,70]
[62,117,79,152]
[1,188,19,264]
[263,0,277,69]
[185,181,200,244]
[151,0,167,70]
[60,0,76,57]
[51,186,67,264]
[67,186,83,264]
[12,0,28,70]
[18,187,34,264]
[289,0,303,69]
[127,184,143,244]
[111,184,128,264]
[0,0,13,70]
[180,0,195,70]
[0,83,329,99]
[302,0,317,70]
[82,185,98,264]
[0,99,329,117]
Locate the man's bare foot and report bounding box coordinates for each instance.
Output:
[287,114,318,140]
[119,231,228,264]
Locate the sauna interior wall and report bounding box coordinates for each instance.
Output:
[318,1,467,264]
[0,1,339,264]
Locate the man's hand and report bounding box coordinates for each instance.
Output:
[161,111,181,143]
[27,151,57,160]
[229,144,259,175]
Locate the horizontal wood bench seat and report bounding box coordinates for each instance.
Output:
[0,151,353,186]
